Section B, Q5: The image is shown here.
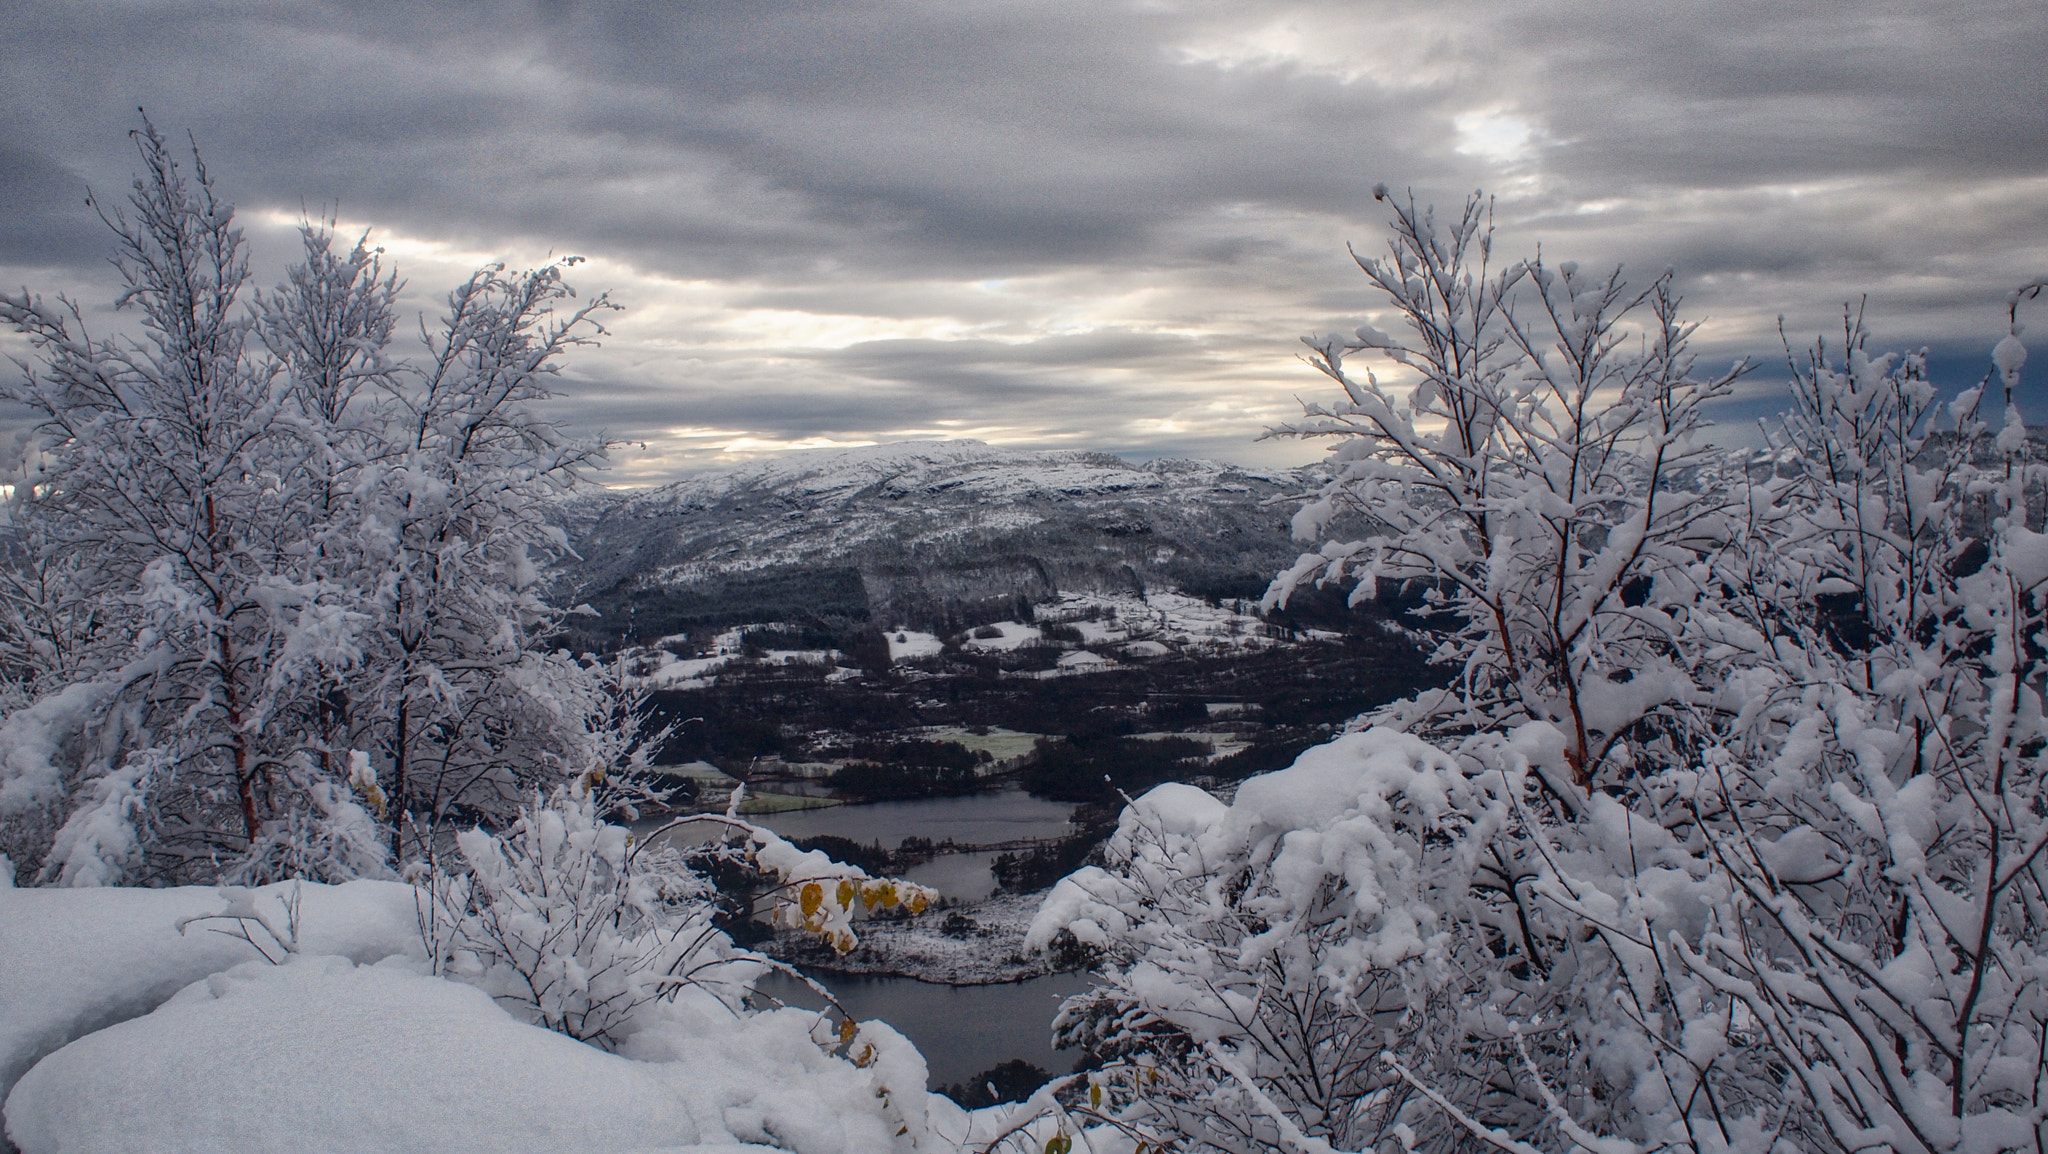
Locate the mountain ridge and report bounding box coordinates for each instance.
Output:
[554,439,1323,647]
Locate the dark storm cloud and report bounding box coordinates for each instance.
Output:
[3,0,2044,479]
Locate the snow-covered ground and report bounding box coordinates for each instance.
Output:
[1041,590,1275,653]
[0,872,1077,1154]
[633,650,845,691]
[959,621,1041,651]
[0,876,423,1121]
[620,589,1297,694]
[910,727,1043,766]
[884,630,944,661]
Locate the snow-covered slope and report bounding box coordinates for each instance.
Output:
[556,440,1317,642]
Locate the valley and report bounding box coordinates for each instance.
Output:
[553,440,1444,1098]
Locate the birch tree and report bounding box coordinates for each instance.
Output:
[0,119,626,884]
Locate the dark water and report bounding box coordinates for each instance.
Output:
[751,970,1092,1089]
[665,789,1094,1088]
[642,789,1076,902]
[755,788,1076,848]
[900,850,1002,902]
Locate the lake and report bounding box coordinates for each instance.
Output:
[754,787,1076,904]
[649,787,1095,1089]
[750,969,1093,1089]
[753,787,1077,848]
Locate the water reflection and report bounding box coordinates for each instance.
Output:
[901,851,1000,903]
[751,970,1092,1089]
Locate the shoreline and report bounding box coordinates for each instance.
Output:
[761,890,1069,986]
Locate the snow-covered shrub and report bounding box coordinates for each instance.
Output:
[1025,735,1505,1152]
[419,789,750,1049]
[1637,287,2048,1154]
[1027,726,1735,1154]
[422,788,937,1051]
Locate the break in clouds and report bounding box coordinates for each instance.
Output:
[3,0,2045,483]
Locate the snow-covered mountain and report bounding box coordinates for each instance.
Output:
[555,440,1318,644]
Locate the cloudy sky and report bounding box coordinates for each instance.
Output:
[3,0,2045,484]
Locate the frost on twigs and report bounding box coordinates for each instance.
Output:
[1266,190,1746,793]
[176,881,304,964]
[1020,199,2048,1153]
[418,789,754,1050]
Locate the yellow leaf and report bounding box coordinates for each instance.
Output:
[909,890,927,914]
[839,1017,857,1044]
[1090,1083,1102,1109]
[837,878,857,909]
[799,881,823,917]
[878,882,898,908]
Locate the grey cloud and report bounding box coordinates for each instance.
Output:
[2,0,2044,480]
[0,144,103,269]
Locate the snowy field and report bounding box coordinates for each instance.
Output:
[0,868,1093,1154]
[622,589,1288,695]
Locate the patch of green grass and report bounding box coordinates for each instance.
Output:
[915,726,1045,763]
[735,791,842,814]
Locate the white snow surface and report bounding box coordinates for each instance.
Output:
[7,953,929,1154]
[886,630,945,660]
[0,877,422,1114]
[1,876,982,1154]
[960,621,1041,651]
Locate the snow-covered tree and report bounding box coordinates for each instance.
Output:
[1030,192,2048,1154]
[0,119,376,884]
[0,120,627,885]
[1269,190,1745,791]
[312,248,620,865]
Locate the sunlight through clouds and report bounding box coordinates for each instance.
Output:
[2,0,2042,486]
